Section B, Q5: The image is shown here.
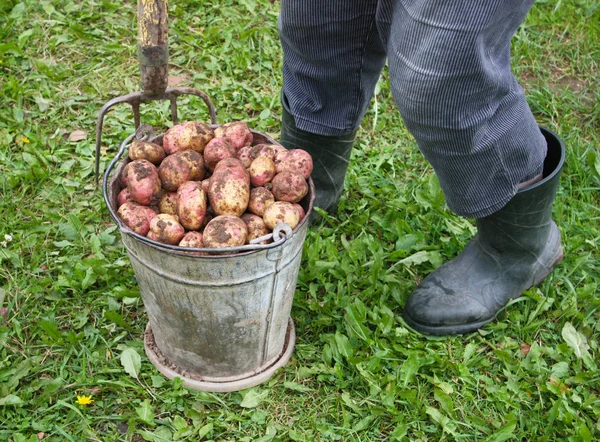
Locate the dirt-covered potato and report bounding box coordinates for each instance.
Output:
[236,145,253,168]
[179,231,204,248]
[249,144,276,161]
[203,137,236,171]
[241,213,270,244]
[158,154,191,192]
[147,214,186,245]
[274,149,313,179]
[293,203,306,221]
[176,181,207,231]
[120,162,132,188]
[163,121,214,155]
[208,158,250,216]
[177,149,205,181]
[158,191,178,215]
[263,201,301,231]
[126,159,162,206]
[248,187,275,217]
[203,215,248,249]
[117,188,133,207]
[128,139,166,165]
[117,202,158,236]
[249,156,276,187]
[214,122,253,151]
[271,171,308,203]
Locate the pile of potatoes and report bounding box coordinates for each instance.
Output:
[116,120,313,251]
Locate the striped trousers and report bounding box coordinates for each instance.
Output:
[279,0,547,218]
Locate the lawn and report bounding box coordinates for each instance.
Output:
[1,0,599,441]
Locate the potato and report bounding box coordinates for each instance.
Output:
[236,145,254,168]
[249,144,276,161]
[203,137,236,171]
[275,149,313,179]
[293,203,306,221]
[203,215,248,249]
[179,231,204,248]
[271,171,308,203]
[158,154,191,191]
[214,121,253,151]
[249,156,276,187]
[201,178,211,195]
[176,181,207,231]
[117,202,158,236]
[208,159,250,216]
[147,214,186,245]
[177,149,205,181]
[120,162,132,188]
[117,188,133,207]
[158,191,178,215]
[241,213,270,244]
[128,139,166,165]
[248,187,275,216]
[126,159,162,206]
[163,121,214,155]
[263,201,301,231]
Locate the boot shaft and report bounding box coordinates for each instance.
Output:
[477,127,566,254]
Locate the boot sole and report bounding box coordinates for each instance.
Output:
[402,247,564,336]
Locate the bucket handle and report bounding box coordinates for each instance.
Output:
[103,132,296,255]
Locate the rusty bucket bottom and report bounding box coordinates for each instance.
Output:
[144,319,296,392]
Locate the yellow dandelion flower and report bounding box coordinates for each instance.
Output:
[76,395,93,405]
[21,137,30,143]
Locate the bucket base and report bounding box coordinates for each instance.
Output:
[144,318,296,393]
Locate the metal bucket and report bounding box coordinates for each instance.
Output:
[103,128,314,392]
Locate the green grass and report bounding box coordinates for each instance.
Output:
[1,0,599,441]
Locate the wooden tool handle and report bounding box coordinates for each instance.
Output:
[137,0,169,96]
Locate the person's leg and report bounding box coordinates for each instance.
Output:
[380,0,564,334]
[278,0,387,212]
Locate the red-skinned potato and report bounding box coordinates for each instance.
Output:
[176,181,207,231]
[179,231,204,248]
[148,214,186,245]
[117,188,133,207]
[249,144,276,161]
[127,159,162,206]
[177,150,205,181]
[203,215,248,249]
[249,156,276,187]
[293,203,306,221]
[237,146,253,168]
[158,154,191,192]
[263,201,301,230]
[248,187,275,217]
[271,171,308,203]
[204,137,236,171]
[208,158,250,216]
[214,122,252,151]
[275,149,313,179]
[120,162,132,188]
[241,213,270,244]
[128,140,166,165]
[117,202,157,236]
[163,121,214,155]
[158,191,178,215]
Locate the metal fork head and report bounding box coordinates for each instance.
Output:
[94,87,217,181]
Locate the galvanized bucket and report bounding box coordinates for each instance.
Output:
[103,128,314,392]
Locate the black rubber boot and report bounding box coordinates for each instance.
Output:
[403,127,566,335]
[280,105,356,213]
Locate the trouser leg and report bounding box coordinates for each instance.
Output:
[279,0,387,135]
[278,1,388,211]
[383,0,547,218]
